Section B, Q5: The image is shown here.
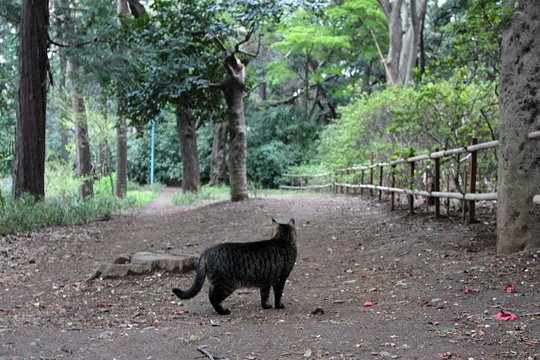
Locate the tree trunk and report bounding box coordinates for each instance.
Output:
[210,122,228,186]
[380,0,427,85]
[115,0,130,198]
[221,54,249,202]
[68,60,93,199]
[496,1,540,253]
[176,105,200,192]
[115,110,128,197]
[55,0,69,163]
[13,0,49,199]
[58,54,70,163]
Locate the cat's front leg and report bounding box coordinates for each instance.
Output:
[260,286,272,309]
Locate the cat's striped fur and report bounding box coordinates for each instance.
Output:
[172,218,297,315]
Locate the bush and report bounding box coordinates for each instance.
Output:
[315,72,499,169]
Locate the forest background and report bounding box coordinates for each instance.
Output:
[0,0,520,239]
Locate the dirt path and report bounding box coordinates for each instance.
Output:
[1,190,539,359]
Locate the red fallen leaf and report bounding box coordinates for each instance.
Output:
[495,309,518,321]
[464,287,477,294]
[171,308,184,316]
[420,300,431,308]
[504,284,516,293]
[404,271,414,277]
[362,301,373,307]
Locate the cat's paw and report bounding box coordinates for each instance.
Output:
[217,308,231,315]
[275,303,286,309]
[261,302,272,309]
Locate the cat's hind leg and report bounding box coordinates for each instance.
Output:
[208,283,234,315]
[260,286,272,309]
[272,279,287,309]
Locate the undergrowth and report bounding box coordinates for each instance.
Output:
[0,163,158,235]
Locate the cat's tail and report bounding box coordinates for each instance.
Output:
[172,254,207,299]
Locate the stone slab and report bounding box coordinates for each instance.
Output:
[88,251,198,280]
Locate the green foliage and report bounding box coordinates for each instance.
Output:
[315,72,498,169]
[246,105,321,187]
[0,164,157,236]
[426,0,502,80]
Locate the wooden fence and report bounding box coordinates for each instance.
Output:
[280,131,540,222]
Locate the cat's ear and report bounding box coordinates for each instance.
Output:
[272,218,277,224]
[288,219,295,226]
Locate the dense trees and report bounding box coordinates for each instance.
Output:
[1,0,538,252]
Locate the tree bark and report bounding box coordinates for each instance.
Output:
[13,0,49,199]
[176,105,200,192]
[115,0,131,198]
[379,0,427,85]
[221,54,249,202]
[210,121,228,186]
[58,54,70,163]
[496,1,540,253]
[68,60,94,199]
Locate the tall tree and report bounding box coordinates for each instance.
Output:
[176,105,201,192]
[216,51,249,201]
[210,121,228,186]
[13,0,49,198]
[496,1,540,253]
[379,0,427,85]
[68,59,94,199]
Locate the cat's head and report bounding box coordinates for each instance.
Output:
[271,218,296,241]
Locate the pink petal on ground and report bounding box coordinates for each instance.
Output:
[504,284,516,293]
[362,301,373,307]
[495,309,518,321]
[464,287,477,294]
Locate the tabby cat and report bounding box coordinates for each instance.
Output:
[172,218,297,315]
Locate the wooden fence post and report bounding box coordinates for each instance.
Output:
[469,137,478,223]
[409,161,415,214]
[434,153,440,218]
[370,152,374,196]
[390,164,396,211]
[360,169,365,195]
[378,165,383,201]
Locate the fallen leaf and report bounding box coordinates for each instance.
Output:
[495,309,517,321]
[504,284,516,293]
[463,287,477,294]
[439,352,452,359]
[311,307,324,315]
[404,271,414,277]
[362,301,373,307]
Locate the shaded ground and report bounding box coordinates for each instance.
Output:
[1,188,539,359]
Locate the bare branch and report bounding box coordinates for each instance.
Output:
[233,31,252,54]
[213,37,228,53]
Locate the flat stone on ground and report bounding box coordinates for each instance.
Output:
[89,251,197,280]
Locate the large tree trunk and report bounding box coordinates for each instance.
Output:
[221,54,249,202]
[13,0,49,199]
[379,0,427,85]
[210,122,228,186]
[496,1,540,253]
[115,0,131,198]
[68,60,94,199]
[176,105,200,192]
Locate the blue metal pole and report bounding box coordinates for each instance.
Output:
[150,120,155,185]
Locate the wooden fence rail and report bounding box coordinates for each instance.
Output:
[280,130,540,221]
